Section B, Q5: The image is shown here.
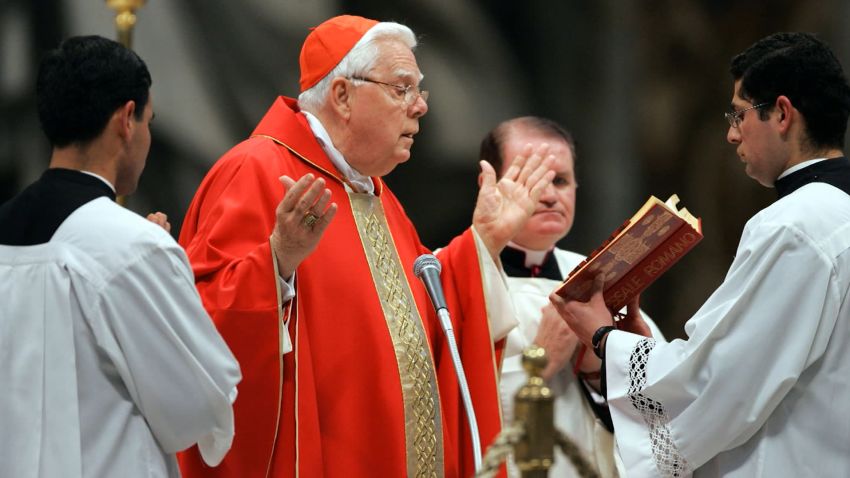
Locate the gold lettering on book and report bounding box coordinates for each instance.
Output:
[609,275,646,308]
[643,231,700,276]
[555,194,703,311]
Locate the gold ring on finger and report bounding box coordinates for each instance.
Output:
[302,211,320,228]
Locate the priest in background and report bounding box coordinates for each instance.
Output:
[480,116,661,477]
[553,32,850,477]
[177,14,555,478]
[0,35,241,478]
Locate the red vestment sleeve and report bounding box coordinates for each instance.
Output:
[177,140,287,477]
[437,229,507,478]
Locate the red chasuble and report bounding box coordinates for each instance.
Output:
[177,97,504,478]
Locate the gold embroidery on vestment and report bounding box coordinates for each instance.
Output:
[350,193,443,478]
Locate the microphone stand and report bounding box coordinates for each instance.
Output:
[414,254,482,472]
[436,307,482,473]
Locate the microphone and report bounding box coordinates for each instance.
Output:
[412,253,482,472]
[413,254,448,313]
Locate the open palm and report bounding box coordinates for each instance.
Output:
[473,144,555,258]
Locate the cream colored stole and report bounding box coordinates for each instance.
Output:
[350,192,444,478]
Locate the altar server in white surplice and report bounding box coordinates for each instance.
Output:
[552,32,850,477]
[0,36,241,478]
[479,116,663,478]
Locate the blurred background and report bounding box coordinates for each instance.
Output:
[2,0,849,338]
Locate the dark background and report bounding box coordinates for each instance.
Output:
[2,0,849,338]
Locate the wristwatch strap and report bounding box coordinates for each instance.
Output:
[592,325,616,359]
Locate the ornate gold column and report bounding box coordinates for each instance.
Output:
[105,0,146,49]
[105,0,146,205]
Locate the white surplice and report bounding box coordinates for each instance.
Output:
[500,247,662,478]
[0,197,241,478]
[606,182,850,477]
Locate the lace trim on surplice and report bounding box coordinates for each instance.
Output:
[628,338,692,477]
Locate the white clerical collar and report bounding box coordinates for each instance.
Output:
[507,241,553,268]
[301,111,374,194]
[80,170,116,193]
[778,157,829,180]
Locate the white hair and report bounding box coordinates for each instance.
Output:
[297,22,418,113]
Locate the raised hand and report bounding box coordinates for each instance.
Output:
[473,144,556,258]
[146,211,171,233]
[271,173,338,279]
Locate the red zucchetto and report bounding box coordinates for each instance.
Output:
[299,15,379,92]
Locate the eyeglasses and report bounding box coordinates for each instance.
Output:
[725,102,770,128]
[349,76,429,107]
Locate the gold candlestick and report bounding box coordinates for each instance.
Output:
[476,345,600,478]
[105,0,146,49]
[105,0,146,206]
[513,345,555,477]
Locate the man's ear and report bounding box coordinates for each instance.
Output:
[776,95,794,134]
[114,100,137,141]
[328,77,353,120]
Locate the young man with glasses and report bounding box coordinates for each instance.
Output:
[552,32,850,477]
[177,15,556,478]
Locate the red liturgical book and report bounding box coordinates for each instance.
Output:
[555,195,703,312]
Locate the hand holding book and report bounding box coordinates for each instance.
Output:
[551,274,615,352]
[552,194,699,382]
[554,194,703,313]
[552,276,652,380]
